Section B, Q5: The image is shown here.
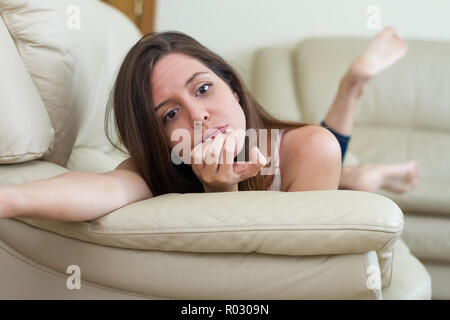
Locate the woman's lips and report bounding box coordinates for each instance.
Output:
[202,125,228,142]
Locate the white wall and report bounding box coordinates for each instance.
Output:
[155,0,450,85]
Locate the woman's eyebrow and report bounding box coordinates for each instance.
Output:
[154,71,209,112]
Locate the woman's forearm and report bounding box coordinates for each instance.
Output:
[0,171,128,222]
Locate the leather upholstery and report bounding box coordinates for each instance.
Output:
[0,217,383,299]
[0,0,77,167]
[0,14,54,164]
[401,214,450,263]
[0,0,433,299]
[1,216,431,299]
[0,0,139,169]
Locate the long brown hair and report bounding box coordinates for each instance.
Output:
[105,31,309,196]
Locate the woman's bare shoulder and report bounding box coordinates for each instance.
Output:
[280,125,317,155]
[279,125,342,191]
[280,125,331,155]
[279,125,323,187]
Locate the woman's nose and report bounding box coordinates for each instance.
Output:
[188,104,209,126]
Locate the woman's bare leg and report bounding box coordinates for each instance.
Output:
[323,26,408,136]
[339,161,420,194]
[321,27,419,193]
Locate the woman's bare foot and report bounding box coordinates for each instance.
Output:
[350,26,408,80]
[339,161,420,194]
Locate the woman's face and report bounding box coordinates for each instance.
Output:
[151,53,246,160]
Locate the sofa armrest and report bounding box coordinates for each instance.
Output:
[15,190,403,255]
[0,216,384,299]
[2,159,403,258]
[15,189,403,288]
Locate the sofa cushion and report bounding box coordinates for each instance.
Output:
[0,0,77,167]
[0,15,54,164]
[0,0,140,169]
[251,47,304,122]
[13,189,403,257]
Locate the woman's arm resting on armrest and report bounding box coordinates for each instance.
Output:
[0,158,152,222]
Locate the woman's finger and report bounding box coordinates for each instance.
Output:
[191,142,205,170]
[217,129,238,178]
[233,147,270,180]
[205,132,227,166]
[220,129,237,165]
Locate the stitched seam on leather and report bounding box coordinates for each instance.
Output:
[76,225,402,233]
[16,217,403,233]
[379,236,401,257]
[0,239,169,300]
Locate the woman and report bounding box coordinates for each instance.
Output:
[0,27,419,221]
[105,26,418,196]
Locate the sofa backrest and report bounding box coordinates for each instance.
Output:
[0,0,142,170]
[252,37,450,132]
[297,38,450,131]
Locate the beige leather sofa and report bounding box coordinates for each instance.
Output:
[0,0,431,299]
[251,37,450,299]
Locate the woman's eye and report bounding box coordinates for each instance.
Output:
[162,83,212,124]
[163,108,178,123]
[197,83,212,95]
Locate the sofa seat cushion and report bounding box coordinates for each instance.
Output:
[348,126,450,216]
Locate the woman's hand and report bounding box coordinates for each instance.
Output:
[191,129,270,192]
